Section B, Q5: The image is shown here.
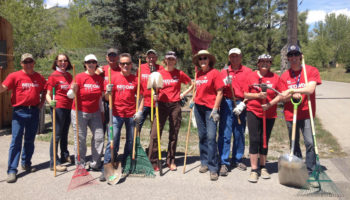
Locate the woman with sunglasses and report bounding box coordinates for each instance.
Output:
[46,54,73,172]
[192,50,224,181]
[147,51,192,171]
[68,54,104,170]
[243,54,284,183]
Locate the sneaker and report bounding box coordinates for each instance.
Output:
[99,172,106,182]
[248,171,259,183]
[153,165,160,172]
[210,172,219,181]
[219,165,228,176]
[233,162,247,171]
[199,165,209,173]
[260,168,270,179]
[61,156,74,164]
[50,165,67,172]
[6,173,17,183]
[21,165,37,173]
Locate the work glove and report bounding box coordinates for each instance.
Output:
[189,100,195,109]
[180,96,188,107]
[133,111,143,124]
[209,108,220,122]
[223,76,232,85]
[50,100,56,108]
[106,84,113,94]
[233,101,246,115]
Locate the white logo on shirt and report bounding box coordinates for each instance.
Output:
[22,83,39,89]
[84,84,100,92]
[288,83,306,89]
[196,79,208,86]
[163,79,179,86]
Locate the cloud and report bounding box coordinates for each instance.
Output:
[44,0,70,9]
[306,8,350,24]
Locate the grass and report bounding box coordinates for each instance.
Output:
[319,66,350,83]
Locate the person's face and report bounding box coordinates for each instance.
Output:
[257,59,271,73]
[287,51,302,67]
[165,57,176,67]
[106,53,119,65]
[21,58,35,72]
[146,53,157,66]
[56,55,68,71]
[229,54,242,66]
[85,59,97,72]
[119,56,132,75]
[198,55,209,69]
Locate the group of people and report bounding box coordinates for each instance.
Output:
[0,44,321,184]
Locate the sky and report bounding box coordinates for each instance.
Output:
[44,0,350,25]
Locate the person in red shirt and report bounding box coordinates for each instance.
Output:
[68,54,104,171]
[99,53,140,181]
[243,54,284,183]
[46,54,73,172]
[0,53,46,183]
[137,49,164,131]
[96,48,120,135]
[218,48,252,176]
[192,50,224,181]
[147,51,192,171]
[280,45,322,175]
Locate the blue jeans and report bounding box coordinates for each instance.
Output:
[49,108,71,167]
[218,98,246,166]
[286,119,316,173]
[138,106,155,132]
[104,116,134,164]
[8,107,39,174]
[194,104,219,172]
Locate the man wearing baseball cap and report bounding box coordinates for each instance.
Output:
[280,44,322,176]
[0,53,46,183]
[218,48,252,176]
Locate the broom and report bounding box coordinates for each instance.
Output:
[68,64,96,191]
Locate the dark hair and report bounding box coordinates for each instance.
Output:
[51,54,73,71]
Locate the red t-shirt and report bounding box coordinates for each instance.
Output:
[280,64,322,121]
[3,70,46,107]
[102,64,121,85]
[158,68,191,103]
[46,70,73,109]
[106,72,137,118]
[72,72,104,113]
[244,71,284,118]
[194,68,224,109]
[221,65,252,99]
[138,63,164,107]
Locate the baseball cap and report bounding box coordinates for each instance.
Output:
[287,44,301,55]
[258,54,272,61]
[228,48,241,56]
[107,48,119,56]
[146,49,157,55]
[84,54,98,62]
[165,51,176,59]
[21,53,34,62]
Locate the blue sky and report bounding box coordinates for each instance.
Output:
[44,0,350,25]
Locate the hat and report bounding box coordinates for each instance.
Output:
[146,49,157,55]
[107,48,119,55]
[192,49,216,67]
[228,48,241,55]
[21,53,34,62]
[165,51,176,59]
[258,54,272,61]
[287,44,302,55]
[84,54,98,62]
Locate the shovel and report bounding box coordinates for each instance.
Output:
[278,97,308,188]
[104,66,122,185]
[147,71,163,175]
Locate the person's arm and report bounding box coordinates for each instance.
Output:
[39,90,47,109]
[285,81,317,96]
[180,83,194,98]
[213,88,223,110]
[261,95,282,111]
[138,96,144,112]
[46,89,52,103]
[0,67,8,93]
[244,91,267,100]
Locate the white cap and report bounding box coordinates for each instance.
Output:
[228,48,241,55]
[84,54,98,62]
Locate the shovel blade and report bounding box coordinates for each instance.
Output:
[278,154,308,188]
[104,162,122,185]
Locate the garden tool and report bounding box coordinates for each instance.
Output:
[52,87,57,177]
[225,68,241,124]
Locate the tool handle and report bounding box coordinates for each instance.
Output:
[132,57,142,160]
[289,97,302,156]
[262,99,267,149]
[72,64,80,162]
[53,86,56,176]
[226,69,241,124]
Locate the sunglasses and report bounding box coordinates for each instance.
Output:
[199,57,208,61]
[108,53,117,57]
[120,62,131,66]
[85,61,97,64]
[22,60,34,64]
[287,52,301,57]
[57,60,68,63]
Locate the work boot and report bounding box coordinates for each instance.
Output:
[199,165,209,173]
[61,156,74,164]
[99,172,106,182]
[50,165,67,172]
[219,165,228,176]
[232,162,247,171]
[260,168,270,179]
[21,165,37,173]
[248,171,259,183]
[6,173,17,183]
[210,172,219,181]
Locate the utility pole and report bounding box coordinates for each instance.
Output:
[281,0,298,73]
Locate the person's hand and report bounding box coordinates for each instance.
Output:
[292,93,302,100]
[50,100,57,108]
[233,101,246,115]
[223,76,232,85]
[133,111,143,123]
[153,94,159,102]
[106,84,113,94]
[257,92,267,99]
[189,100,195,109]
[210,108,220,122]
[261,102,271,111]
[71,83,78,93]
[180,96,188,107]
